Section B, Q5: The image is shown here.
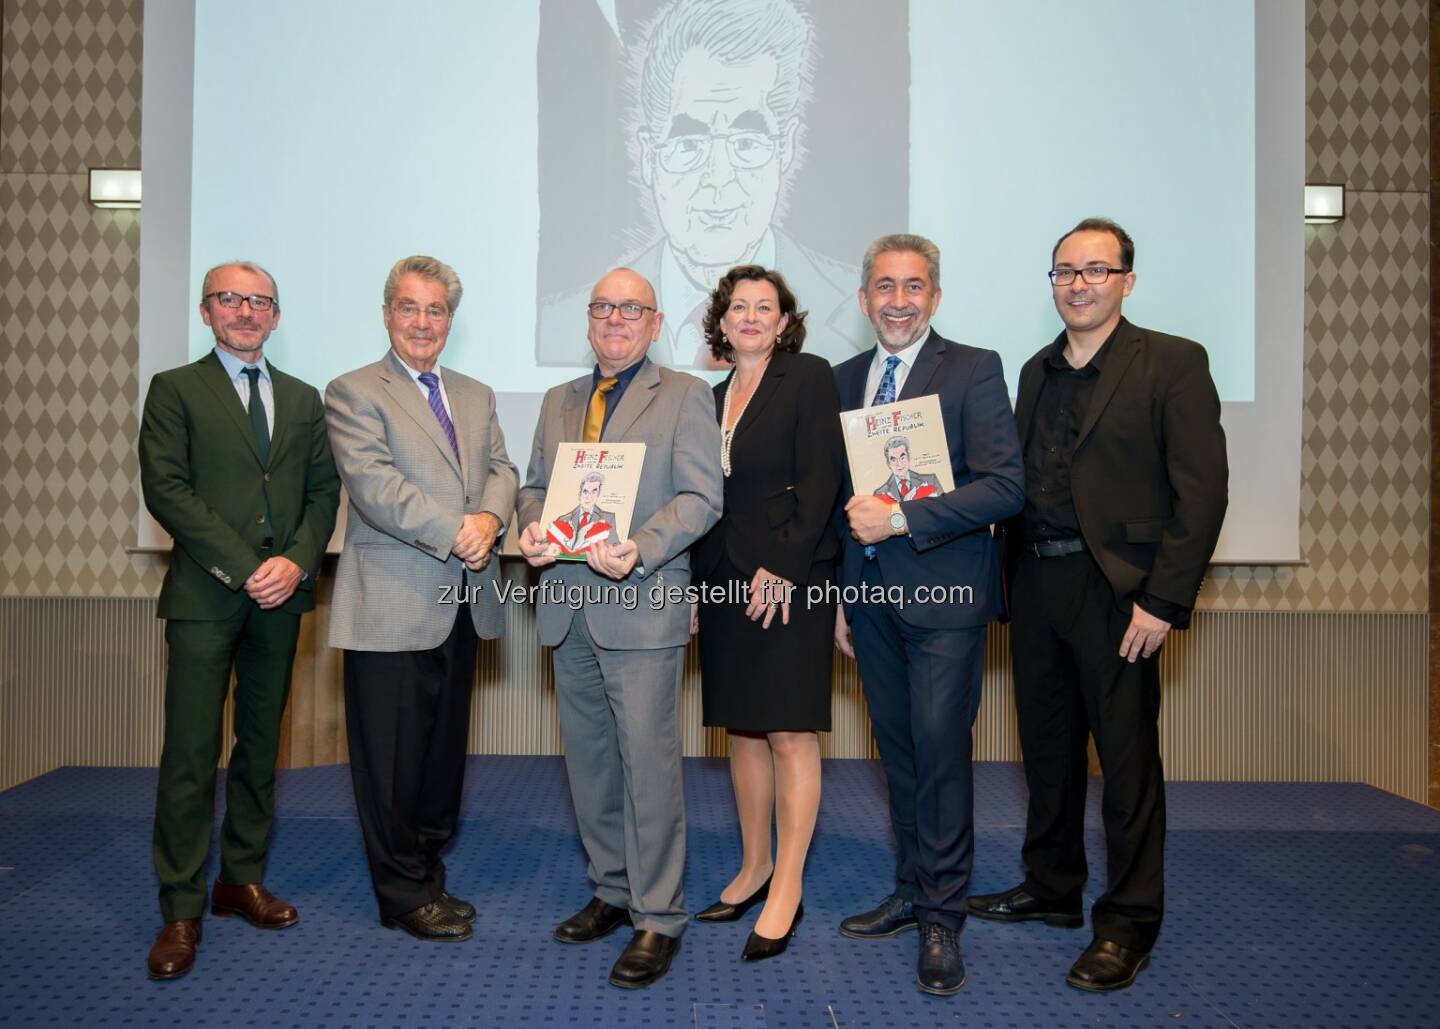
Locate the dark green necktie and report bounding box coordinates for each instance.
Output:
[243,365,270,465]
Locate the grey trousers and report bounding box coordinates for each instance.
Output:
[551,613,688,936]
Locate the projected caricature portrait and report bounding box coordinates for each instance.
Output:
[872,436,940,503]
[545,472,621,556]
[535,0,907,369]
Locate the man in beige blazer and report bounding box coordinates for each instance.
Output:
[326,255,518,942]
[518,267,722,989]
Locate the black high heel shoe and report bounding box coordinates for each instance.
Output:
[695,874,772,922]
[741,901,804,961]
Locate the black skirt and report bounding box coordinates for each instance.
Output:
[697,553,835,733]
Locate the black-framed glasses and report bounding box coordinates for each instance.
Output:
[655,131,781,174]
[205,291,277,311]
[587,301,656,320]
[1048,266,1129,286]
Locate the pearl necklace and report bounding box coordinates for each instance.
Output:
[720,373,760,477]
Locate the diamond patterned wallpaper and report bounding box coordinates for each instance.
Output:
[1307,0,1428,193]
[1,0,140,171]
[0,0,1429,611]
[1203,0,1430,611]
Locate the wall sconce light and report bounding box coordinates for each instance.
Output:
[1303,183,1344,225]
[88,168,141,209]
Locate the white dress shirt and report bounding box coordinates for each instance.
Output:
[862,328,932,405]
[392,350,454,419]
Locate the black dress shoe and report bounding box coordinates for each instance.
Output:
[608,930,681,989]
[916,923,966,995]
[438,891,476,921]
[553,897,631,944]
[381,901,473,942]
[1066,937,1150,992]
[741,901,803,961]
[839,894,917,939]
[695,875,771,922]
[965,884,1083,928]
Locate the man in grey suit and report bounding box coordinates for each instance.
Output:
[325,255,518,942]
[518,267,722,988]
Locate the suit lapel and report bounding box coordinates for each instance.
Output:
[1015,357,1044,447]
[264,362,293,466]
[1074,325,1140,451]
[732,354,786,442]
[897,333,946,401]
[561,375,589,441]
[381,350,462,478]
[443,368,473,484]
[839,349,872,410]
[195,352,263,466]
[603,361,659,440]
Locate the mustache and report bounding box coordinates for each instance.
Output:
[880,306,922,319]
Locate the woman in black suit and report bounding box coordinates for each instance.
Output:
[692,265,844,960]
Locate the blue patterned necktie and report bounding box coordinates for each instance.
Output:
[871,355,901,406]
[417,371,461,463]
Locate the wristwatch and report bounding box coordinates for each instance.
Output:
[889,509,908,536]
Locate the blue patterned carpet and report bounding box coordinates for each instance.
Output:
[1,758,1437,1028]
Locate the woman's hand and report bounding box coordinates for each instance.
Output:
[746,566,793,629]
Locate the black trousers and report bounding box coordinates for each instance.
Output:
[1010,550,1166,952]
[850,561,985,931]
[344,606,478,919]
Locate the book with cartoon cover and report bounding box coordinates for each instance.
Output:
[538,443,647,560]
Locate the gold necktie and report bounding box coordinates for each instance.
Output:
[582,376,618,443]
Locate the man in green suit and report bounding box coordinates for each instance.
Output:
[138,261,340,980]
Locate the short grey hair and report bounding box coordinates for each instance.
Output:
[638,0,812,140]
[579,472,605,491]
[883,435,910,457]
[201,261,278,306]
[861,234,941,291]
[383,255,462,313]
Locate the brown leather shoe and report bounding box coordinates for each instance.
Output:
[147,918,201,980]
[210,881,299,929]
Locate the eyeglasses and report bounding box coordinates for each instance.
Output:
[390,300,450,321]
[587,301,656,321]
[205,291,277,311]
[1048,266,1129,286]
[655,131,781,175]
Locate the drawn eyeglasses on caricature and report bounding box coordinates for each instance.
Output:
[654,130,784,175]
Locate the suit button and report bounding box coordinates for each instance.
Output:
[255,515,266,524]
[466,495,472,504]
[264,473,272,482]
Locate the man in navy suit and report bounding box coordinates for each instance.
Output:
[833,234,1024,996]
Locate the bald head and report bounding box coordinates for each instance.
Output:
[587,267,664,375]
[591,266,657,308]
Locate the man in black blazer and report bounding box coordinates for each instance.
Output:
[967,218,1228,992]
[833,234,1024,996]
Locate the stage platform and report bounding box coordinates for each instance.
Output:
[1,757,1436,1028]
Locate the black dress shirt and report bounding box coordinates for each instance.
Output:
[1020,325,1184,625]
[592,357,646,437]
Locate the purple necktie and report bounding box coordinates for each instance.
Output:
[417,372,460,463]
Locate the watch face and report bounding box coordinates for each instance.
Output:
[889,511,906,530]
